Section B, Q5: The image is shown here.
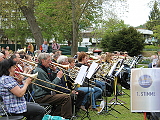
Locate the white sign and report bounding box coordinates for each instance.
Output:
[131,68,160,112]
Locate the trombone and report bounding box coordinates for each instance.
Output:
[15,71,71,95]
[50,62,69,70]
[20,59,37,67]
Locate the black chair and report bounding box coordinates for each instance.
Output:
[0,96,24,120]
[25,89,53,115]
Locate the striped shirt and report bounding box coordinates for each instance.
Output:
[0,75,27,114]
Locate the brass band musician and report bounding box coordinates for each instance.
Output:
[32,53,72,119]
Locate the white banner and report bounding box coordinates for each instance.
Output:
[131,68,160,112]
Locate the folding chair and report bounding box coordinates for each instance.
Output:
[0,96,24,120]
[25,88,53,115]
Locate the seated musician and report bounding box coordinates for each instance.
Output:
[24,55,35,74]
[10,53,31,85]
[51,53,60,63]
[56,55,86,112]
[0,53,5,62]
[75,52,103,111]
[1,49,10,59]
[0,59,45,120]
[32,53,72,119]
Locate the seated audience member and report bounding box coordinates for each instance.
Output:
[32,53,72,119]
[0,59,45,120]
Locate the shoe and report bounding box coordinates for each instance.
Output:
[80,106,87,111]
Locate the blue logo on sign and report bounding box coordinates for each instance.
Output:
[138,75,152,88]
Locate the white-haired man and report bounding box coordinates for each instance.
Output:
[32,53,72,119]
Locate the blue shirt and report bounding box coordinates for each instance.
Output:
[42,44,48,52]
[0,75,27,114]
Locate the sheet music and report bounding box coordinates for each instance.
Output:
[86,61,99,79]
[108,59,122,77]
[115,65,124,77]
[75,65,88,85]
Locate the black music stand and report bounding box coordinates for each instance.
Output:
[98,81,118,118]
[108,65,129,111]
[81,77,91,120]
[81,62,100,120]
[71,83,79,120]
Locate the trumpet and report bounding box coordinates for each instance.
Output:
[15,71,71,95]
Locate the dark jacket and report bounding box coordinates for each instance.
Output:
[32,64,61,99]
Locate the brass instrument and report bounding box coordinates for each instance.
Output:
[87,59,100,63]
[20,59,37,67]
[51,62,69,70]
[15,71,70,95]
[50,63,96,88]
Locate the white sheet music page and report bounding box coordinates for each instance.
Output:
[115,65,124,77]
[75,65,88,85]
[86,61,99,79]
[108,59,122,77]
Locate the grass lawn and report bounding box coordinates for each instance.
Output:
[76,89,144,120]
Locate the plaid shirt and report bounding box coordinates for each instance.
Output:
[0,75,27,114]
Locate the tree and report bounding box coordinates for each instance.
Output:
[100,18,128,51]
[101,27,145,56]
[0,0,43,48]
[14,0,44,48]
[36,0,103,56]
[153,25,160,44]
[146,1,160,30]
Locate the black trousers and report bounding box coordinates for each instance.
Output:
[13,102,45,120]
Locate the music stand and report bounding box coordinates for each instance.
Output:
[80,62,99,120]
[98,81,118,118]
[108,65,130,111]
[74,65,91,120]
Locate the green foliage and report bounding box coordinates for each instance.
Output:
[0,0,33,46]
[101,27,145,57]
[153,25,160,42]
[144,45,160,49]
[35,0,103,43]
[138,59,151,64]
[100,18,128,51]
[146,1,160,30]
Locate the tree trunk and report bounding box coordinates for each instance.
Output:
[71,0,78,56]
[15,0,43,49]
